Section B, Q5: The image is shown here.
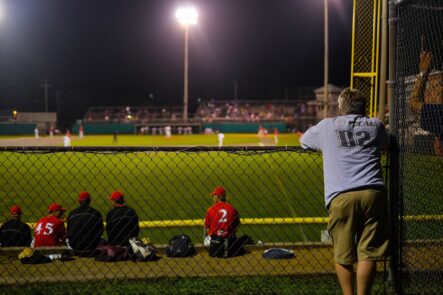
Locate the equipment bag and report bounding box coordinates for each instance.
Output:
[19,248,52,264]
[165,234,196,258]
[209,234,251,258]
[95,245,129,262]
[129,237,157,261]
[262,248,295,259]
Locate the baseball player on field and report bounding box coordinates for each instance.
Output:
[34,203,67,247]
[301,88,389,295]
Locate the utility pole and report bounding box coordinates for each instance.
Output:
[40,80,53,112]
[233,80,238,101]
[56,91,61,114]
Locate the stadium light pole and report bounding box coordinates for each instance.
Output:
[323,0,329,119]
[175,7,198,122]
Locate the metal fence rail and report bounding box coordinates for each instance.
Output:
[394,0,443,294]
[0,146,388,290]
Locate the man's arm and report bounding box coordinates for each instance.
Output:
[300,122,323,151]
[408,51,432,113]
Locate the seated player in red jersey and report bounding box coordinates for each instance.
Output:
[205,186,251,257]
[34,203,67,247]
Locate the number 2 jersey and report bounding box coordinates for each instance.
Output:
[34,215,66,247]
[205,202,240,238]
[301,114,388,208]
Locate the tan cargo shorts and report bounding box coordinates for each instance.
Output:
[327,188,389,265]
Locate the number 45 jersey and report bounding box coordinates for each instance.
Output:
[34,215,66,247]
[301,114,388,209]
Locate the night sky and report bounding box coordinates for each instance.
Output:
[0,0,353,125]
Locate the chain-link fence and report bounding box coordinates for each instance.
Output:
[394,0,443,294]
[0,146,387,290]
[351,0,380,117]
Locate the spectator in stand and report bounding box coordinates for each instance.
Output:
[408,51,443,156]
[67,192,104,256]
[106,191,140,247]
[0,205,32,247]
[34,203,67,247]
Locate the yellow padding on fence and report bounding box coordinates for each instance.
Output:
[403,215,443,221]
[18,215,443,229]
[138,217,328,228]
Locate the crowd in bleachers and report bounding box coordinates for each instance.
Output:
[83,100,316,125]
[85,106,184,124]
[194,100,316,123]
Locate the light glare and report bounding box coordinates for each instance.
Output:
[175,7,198,25]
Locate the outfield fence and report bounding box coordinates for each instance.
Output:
[393,0,443,294]
[0,146,388,291]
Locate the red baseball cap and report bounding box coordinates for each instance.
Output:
[10,205,22,215]
[48,203,66,213]
[210,186,226,197]
[109,191,124,202]
[78,191,91,202]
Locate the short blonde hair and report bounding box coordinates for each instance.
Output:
[338,88,366,115]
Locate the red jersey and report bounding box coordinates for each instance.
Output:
[205,202,240,238]
[34,215,66,247]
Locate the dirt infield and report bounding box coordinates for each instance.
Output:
[0,136,63,147]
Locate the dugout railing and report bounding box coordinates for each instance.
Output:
[0,146,389,292]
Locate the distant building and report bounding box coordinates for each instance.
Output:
[17,112,57,133]
[314,84,343,119]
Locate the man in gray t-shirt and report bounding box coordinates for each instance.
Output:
[301,88,389,295]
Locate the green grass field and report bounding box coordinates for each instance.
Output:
[70,133,300,146]
[0,133,328,245]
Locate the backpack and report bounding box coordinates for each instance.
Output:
[129,237,158,261]
[262,248,295,259]
[209,234,251,258]
[95,245,129,262]
[165,234,196,258]
[19,248,52,265]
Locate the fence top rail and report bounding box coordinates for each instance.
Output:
[0,146,313,153]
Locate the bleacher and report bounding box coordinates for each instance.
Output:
[84,100,316,124]
[84,106,185,124]
[79,100,318,134]
[194,100,316,123]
